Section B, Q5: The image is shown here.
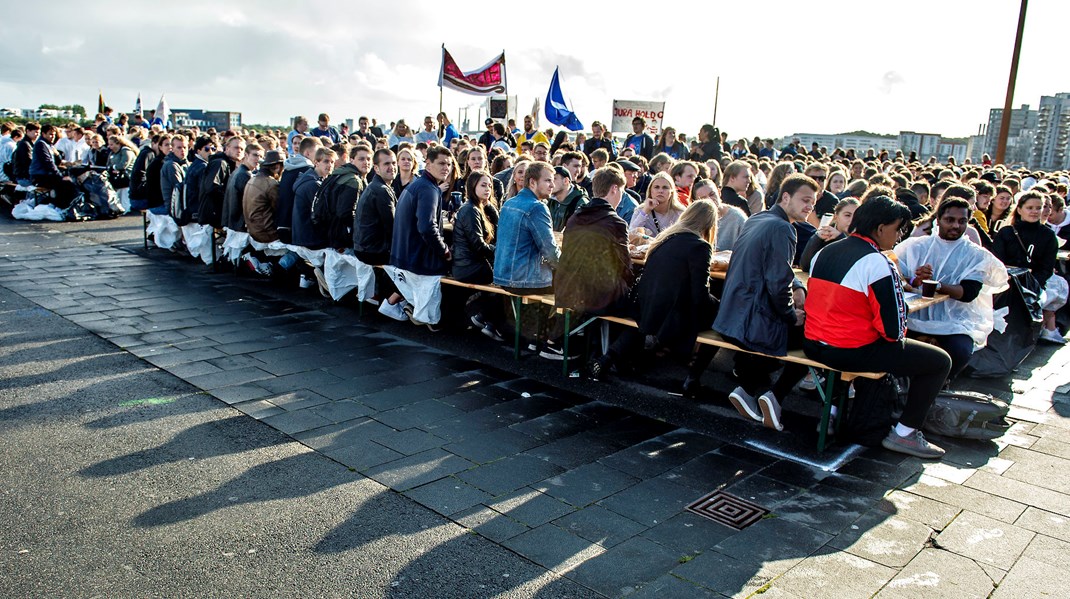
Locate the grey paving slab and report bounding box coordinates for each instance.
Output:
[403,476,494,517]
[207,384,273,405]
[256,369,344,395]
[503,523,605,573]
[671,548,790,598]
[184,365,275,390]
[662,449,761,493]
[1014,506,1070,542]
[485,488,575,528]
[598,476,699,527]
[508,408,597,442]
[453,505,531,543]
[714,516,833,565]
[774,551,898,599]
[371,399,464,431]
[829,510,933,569]
[964,469,1070,516]
[935,510,1034,569]
[165,360,224,378]
[457,455,564,496]
[264,389,332,412]
[522,431,628,470]
[598,430,720,480]
[444,427,542,464]
[230,398,286,420]
[1022,533,1070,569]
[991,555,1070,599]
[876,548,996,598]
[308,399,372,424]
[638,510,735,555]
[372,428,447,456]
[363,448,476,491]
[318,440,404,472]
[901,473,1027,523]
[877,490,961,531]
[629,574,721,599]
[261,409,335,435]
[566,536,683,598]
[553,504,647,549]
[724,474,806,510]
[999,445,1070,494]
[535,462,640,508]
[776,484,876,535]
[292,417,394,452]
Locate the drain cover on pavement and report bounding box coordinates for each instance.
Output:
[685,491,768,530]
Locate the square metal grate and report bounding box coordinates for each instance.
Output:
[686,490,768,530]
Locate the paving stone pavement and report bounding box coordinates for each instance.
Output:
[3,218,1070,598]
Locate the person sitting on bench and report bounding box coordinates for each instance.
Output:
[29,124,79,208]
[804,194,950,459]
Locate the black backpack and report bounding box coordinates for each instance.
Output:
[923,391,1010,441]
[839,376,906,447]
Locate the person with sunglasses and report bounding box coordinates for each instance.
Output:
[804,162,838,229]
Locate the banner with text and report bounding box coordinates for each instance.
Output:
[611,100,665,136]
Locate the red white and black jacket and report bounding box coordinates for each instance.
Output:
[805,234,907,348]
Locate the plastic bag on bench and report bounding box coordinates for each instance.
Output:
[181,223,214,265]
[354,257,376,303]
[222,229,251,263]
[323,250,359,301]
[146,211,180,249]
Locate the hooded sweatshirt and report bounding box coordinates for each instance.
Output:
[277,154,313,240]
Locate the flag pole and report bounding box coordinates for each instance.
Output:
[439,44,444,115]
[712,76,720,127]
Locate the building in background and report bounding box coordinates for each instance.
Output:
[982,104,1037,167]
[171,109,242,131]
[898,132,941,160]
[779,132,899,155]
[1031,93,1070,171]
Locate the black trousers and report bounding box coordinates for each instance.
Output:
[803,337,951,430]
[31,174,78,208]
[723,328,808,400]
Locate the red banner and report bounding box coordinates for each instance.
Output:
[438,47,506,96]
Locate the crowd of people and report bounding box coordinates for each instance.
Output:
[3,109,1069,460]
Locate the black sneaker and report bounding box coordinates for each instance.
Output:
[480,324,504,342]
[588,355,610,381]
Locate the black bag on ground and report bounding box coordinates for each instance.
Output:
[839,375,904,447]
[967,267,1042,378]
[923,391,1011,440]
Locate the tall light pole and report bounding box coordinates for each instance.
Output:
[996,0,1028,165]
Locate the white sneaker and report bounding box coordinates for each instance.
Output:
[758,392,784,432]
[377,300,409,322]
[1040,328,1068,345]
[728,387,762,422]
[799,372,822,391]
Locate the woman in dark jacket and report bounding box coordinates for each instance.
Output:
[452,171,504,340]
[128,137,159,212]
[590,200,719,397]
[992,191,1066,343]
[800,197,858,272]
[144,135,171,213]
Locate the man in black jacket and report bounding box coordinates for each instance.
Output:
[314,142,371,250]
[180,135,214,224]
[582,121,617,161]
[198,136,245,228]
[555,166,633,317]
[721,160,752,216]
[12,122,38,186]
[354,148,402,309]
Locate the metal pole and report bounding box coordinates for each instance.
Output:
[996,0,1028,165]
[712,76,720,127]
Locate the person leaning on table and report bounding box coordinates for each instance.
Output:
[803,194,950,459]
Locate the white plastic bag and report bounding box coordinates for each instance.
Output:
[385,265,443,324]
[323,251,359,301]
[146,211,180,249]
[182,223,214,265]
[12,200,63,221]
[222,229,251,263]
[354,257,377,303]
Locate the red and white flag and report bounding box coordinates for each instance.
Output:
[438,46,507,96]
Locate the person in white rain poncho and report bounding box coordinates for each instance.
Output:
[895,197,1009,382]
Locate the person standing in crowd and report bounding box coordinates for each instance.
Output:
[548,165,589,232]
[287,116,309,154]
[389,146,455,329]
[896,198,1010,379]
[309,113,340,144]
[437,112,460,148]
[393,147,419,197]
[630,172,684,237]
[658,127,688,160]
[415,116,440,145]
[583,121,617,161]
[992,190,1067,344]
[388,120,415,150]
[244,150,285,243]
[805,195,950,459]
[29,124,78,208]
[517,115,549,146]
[689,124,723,163]
[714,174,817,431]
[277,137,321,243]
[221,142,261,232]
[623,117,654,160]
[720,160,753,216]
[291,147,336,249]
[198,136,245,228]
[160,134,189,217]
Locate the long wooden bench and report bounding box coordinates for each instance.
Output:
[599,315,885,451]
[438,277,554,360]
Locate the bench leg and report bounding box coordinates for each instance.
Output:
[562,310,571,376]
[210,229,219,272]
[512,297,522,360]
[143,211,148,250]
[816,369,840,452]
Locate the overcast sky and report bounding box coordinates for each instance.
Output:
[1,0,1066,139]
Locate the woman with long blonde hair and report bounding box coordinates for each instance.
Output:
[629,171,686,237]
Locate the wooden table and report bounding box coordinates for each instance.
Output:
[1059,250,1069,262]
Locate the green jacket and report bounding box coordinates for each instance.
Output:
[548,185,589,232]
